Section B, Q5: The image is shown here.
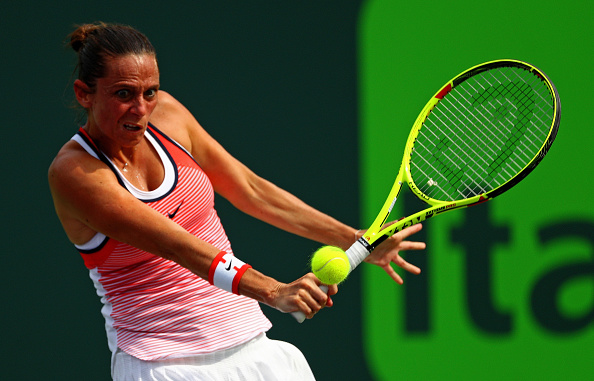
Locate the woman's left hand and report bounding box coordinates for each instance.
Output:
[362,224,426,284]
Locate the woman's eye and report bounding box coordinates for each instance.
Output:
[116,90,130,98]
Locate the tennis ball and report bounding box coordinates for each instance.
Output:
[310,246,350,285]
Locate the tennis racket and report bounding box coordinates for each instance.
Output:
[293,59,560,323]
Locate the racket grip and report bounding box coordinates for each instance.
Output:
[291,284,329,323]
[344,239,371,271]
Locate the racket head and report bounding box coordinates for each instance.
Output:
[402,59,560,206]
[363,59,560,247]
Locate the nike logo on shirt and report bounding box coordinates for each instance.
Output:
[167,201,183,219]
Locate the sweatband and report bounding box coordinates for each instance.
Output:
[208,251,252,295]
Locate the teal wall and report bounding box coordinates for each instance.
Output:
[2,1,591,380]
[2,2,365,380]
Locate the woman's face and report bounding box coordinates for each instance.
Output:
[82,53,160,148]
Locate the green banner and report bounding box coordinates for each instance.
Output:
[359,0,594,379]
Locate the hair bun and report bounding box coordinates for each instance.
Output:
[69,23,102,53]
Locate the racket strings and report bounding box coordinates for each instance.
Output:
[410,65,554,201]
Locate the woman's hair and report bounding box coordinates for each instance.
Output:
[68,22,157,91]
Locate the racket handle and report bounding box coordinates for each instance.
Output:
[291,285,329,323]
[344,239,370,271]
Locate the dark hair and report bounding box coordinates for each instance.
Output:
[68,22,157,91]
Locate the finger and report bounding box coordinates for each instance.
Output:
[309,276,332,302]
[383,264,404,284]
[304,281,330,314]
[397,241,427,251]
[293,292,321,320]
[305,297,325,319]
[323,284,338,307]
[312,288,329,307]
[395,223,423,239]
[326,283,338,296]
[295,300,313,318]
[393,256,421,274]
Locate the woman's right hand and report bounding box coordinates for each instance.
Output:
[272,273,339,320]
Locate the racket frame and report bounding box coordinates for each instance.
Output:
[356,59,560,260]
[293,59,560,323]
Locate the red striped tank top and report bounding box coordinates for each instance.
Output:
[71,124,271,360]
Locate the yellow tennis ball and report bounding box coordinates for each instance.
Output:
[311,246,350,285]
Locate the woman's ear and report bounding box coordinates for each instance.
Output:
[73,79,93,108]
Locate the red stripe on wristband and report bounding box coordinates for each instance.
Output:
[232,263,252,295]
[208,251,227,285]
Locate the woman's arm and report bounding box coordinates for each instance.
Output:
[152,91,425,284]
[152,91,357,250]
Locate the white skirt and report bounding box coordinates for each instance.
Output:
[112,333,315,380]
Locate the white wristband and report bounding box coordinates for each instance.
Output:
[208,251,252,294]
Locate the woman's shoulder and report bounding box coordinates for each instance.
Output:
[50,139,94,173]
[151,90,191,122]
[150,90,194,140]
[48,139,110,190]
[151,90,202,154]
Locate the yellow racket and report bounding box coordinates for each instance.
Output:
[294,59,560,322]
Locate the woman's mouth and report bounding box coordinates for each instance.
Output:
[124,123,142,132]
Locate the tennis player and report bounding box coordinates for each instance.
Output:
[48,22,425,380]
